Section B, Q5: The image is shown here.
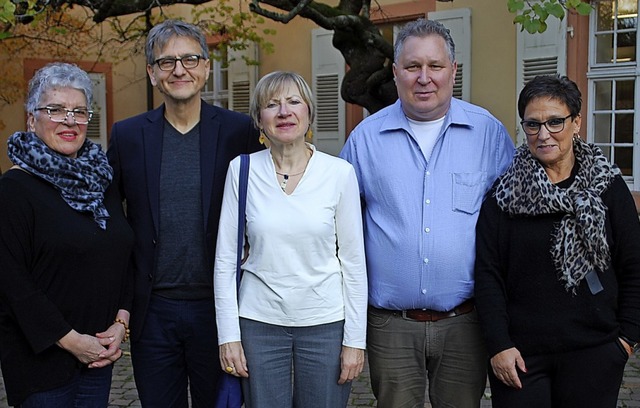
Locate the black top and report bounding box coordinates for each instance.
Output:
[0,169,134,406]
[475,173,640,358]
[155,122,210,299]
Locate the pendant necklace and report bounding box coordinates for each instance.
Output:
[276,169,306,192]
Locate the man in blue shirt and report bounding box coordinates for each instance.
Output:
[340,19,515,407]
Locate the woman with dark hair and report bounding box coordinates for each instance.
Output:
[0,62,133,407]
[475,74,640,407]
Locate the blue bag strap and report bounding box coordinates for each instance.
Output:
[236,154,249,290]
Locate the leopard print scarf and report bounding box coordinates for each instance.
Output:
[7,131,112,230]
[494,138,620,293]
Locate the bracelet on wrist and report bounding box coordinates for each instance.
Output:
[114,318,130,342]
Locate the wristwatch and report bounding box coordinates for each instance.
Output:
[620,335,639,353]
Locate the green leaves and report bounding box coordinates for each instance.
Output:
[0,0,16,29]
[192,1,275,63]
[509,0,593,34]
[507,0,525,13]
[574,1,594,15]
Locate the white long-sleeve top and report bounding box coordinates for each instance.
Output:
[214,146,367,349]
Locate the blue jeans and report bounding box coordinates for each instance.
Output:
[131,295,221,408]
[19,365,112,408]
[367,307,487,408]
[239,318,351,408]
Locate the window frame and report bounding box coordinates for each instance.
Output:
[202,45,230,109]
[586,0,640,189]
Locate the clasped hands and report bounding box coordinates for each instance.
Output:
[57,321,128,368]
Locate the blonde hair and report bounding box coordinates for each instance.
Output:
[249,71,315,129]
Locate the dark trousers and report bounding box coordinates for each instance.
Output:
[489,339,628,408]
[19,365,112,408]
[131,294,221,408]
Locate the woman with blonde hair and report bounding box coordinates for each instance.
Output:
[214,71,367,408]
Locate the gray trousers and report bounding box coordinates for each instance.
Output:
[367,307,487,408]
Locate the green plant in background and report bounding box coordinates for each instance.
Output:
[508,0,593,33]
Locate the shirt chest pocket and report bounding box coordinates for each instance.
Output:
[451,172,488,215]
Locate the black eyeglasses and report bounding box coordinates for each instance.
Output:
[520,114,573,137]
[153,55,204,71]
[34,106,93,124]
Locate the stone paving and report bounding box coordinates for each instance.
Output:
[1,345,639,407]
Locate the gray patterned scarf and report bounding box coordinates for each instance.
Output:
[494,138,620,292]
[7,131,112,229]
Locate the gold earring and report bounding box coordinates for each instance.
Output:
[259,131,267,145]
[306,128,313,141]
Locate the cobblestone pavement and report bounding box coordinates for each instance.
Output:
[1,347,639,407]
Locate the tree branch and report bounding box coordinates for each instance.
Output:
[249,0,313,23]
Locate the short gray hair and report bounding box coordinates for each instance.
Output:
[25,62,93,114]
[250,71,315,129]
[145,19,209,65]
[394,18,456,64]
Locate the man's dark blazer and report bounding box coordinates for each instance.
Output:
[107,100,262,341]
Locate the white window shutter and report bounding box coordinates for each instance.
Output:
[311,28,345,156]
[428,8,472,101]
[87,73,107,150]
[229,42,258,114]
[516,10,567,143]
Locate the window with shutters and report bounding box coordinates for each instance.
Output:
[230,77,251,115]
[312,28,346,156]
[315,74,340,134]
[202,43,257,114]
[587,0,639,188]
[202,46,229,109]
[86,73,107,150]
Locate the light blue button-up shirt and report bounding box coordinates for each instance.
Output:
[340,98,515,312]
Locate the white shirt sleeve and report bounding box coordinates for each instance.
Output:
[213,156,242,345]
[336,166,368,349]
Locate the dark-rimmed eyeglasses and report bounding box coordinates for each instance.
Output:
[153,55,204,71]
[34,106,93,125]
[520,114,573,137]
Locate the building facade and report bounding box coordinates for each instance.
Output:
[3,0,639,199]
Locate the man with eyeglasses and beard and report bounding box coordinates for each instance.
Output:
[107,19,262,407]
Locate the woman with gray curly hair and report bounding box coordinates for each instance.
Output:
[0,62,134,407]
